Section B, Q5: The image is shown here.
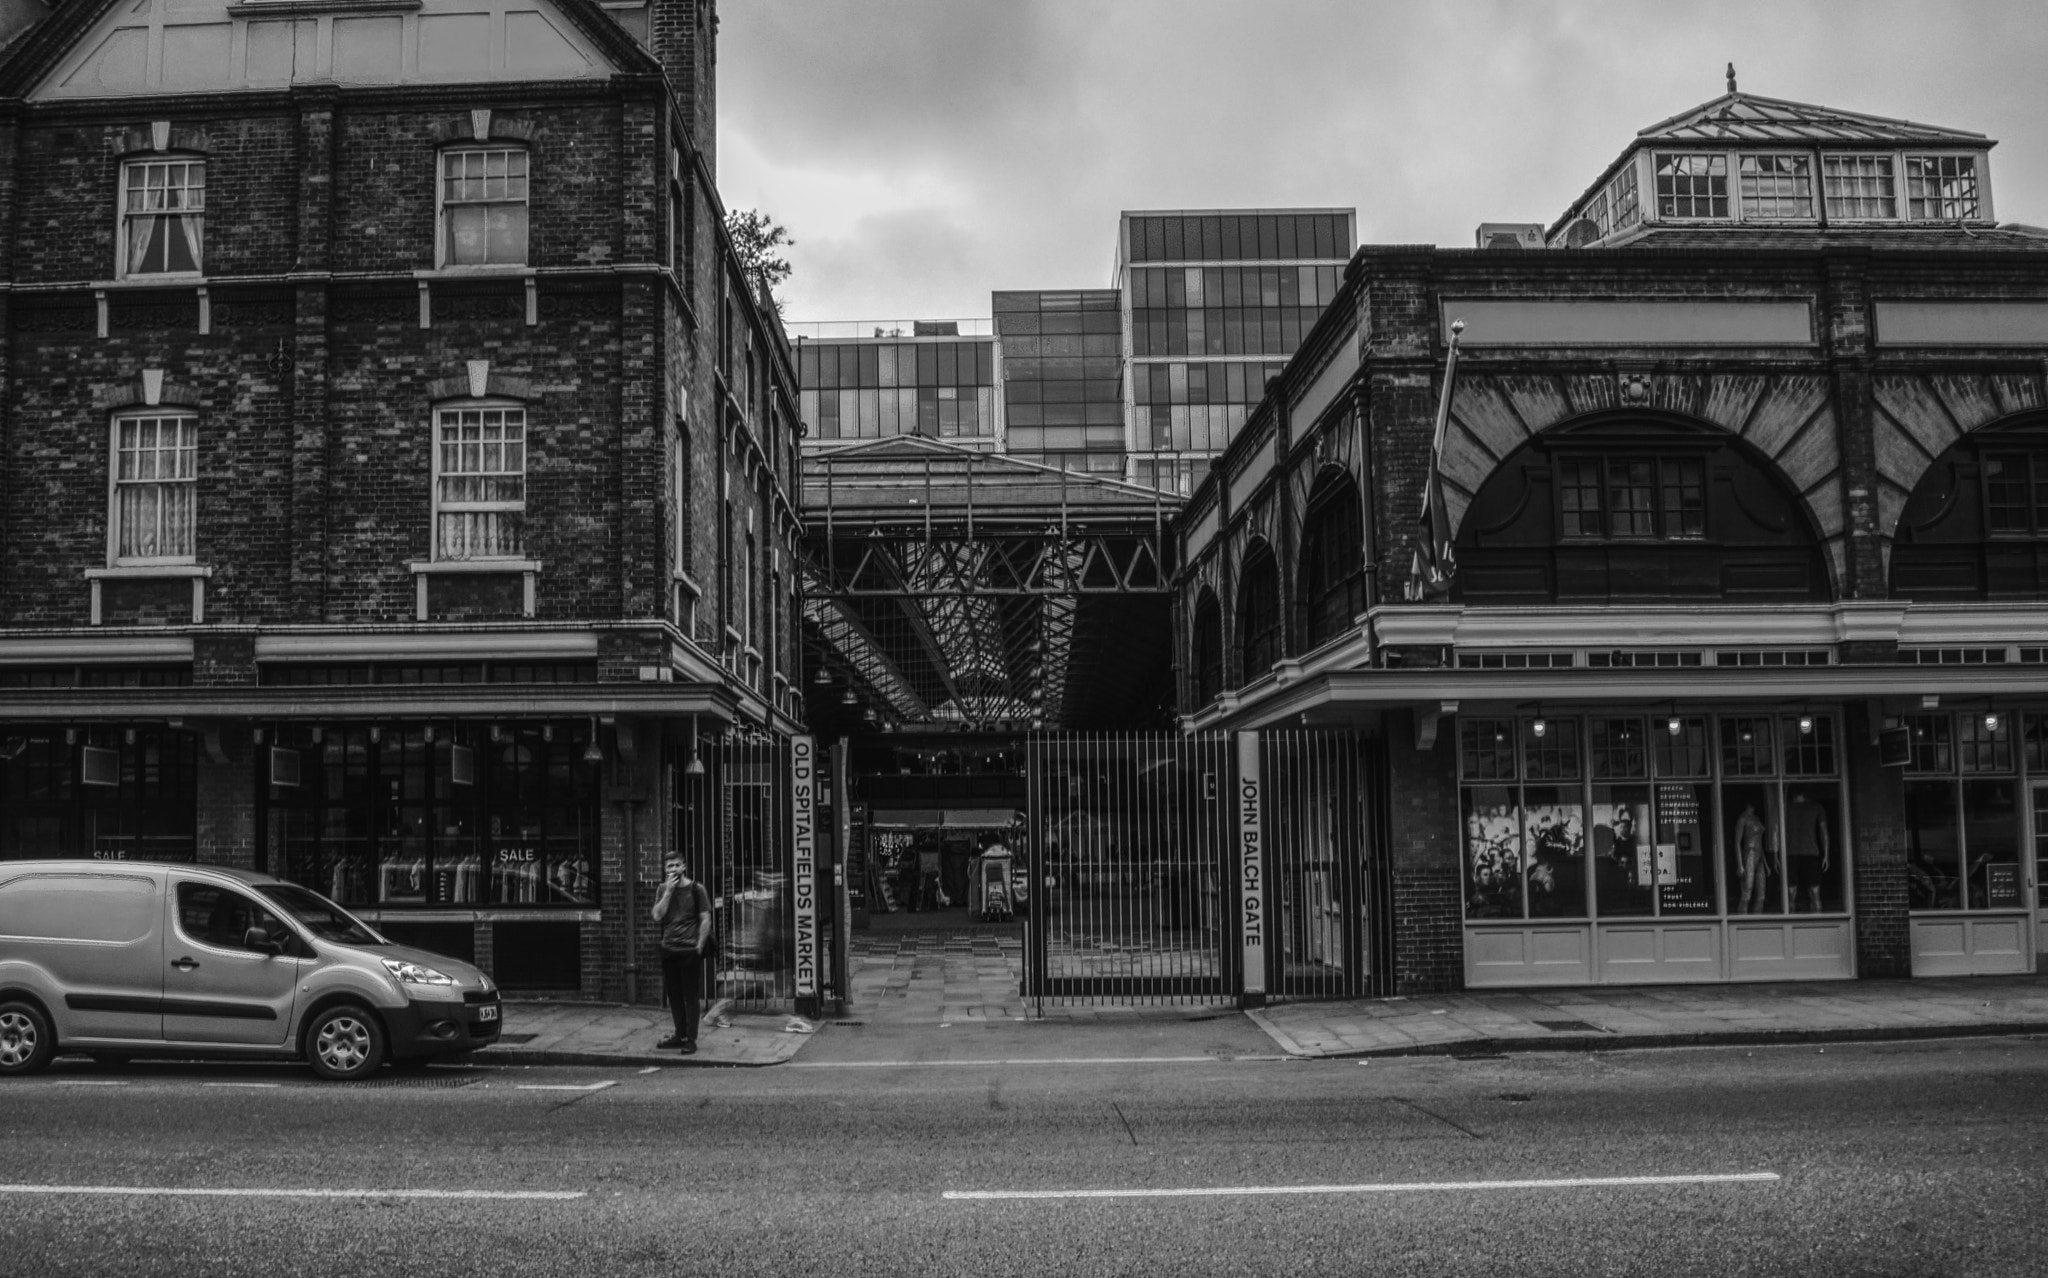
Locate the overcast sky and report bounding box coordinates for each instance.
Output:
[717,1,2048,325]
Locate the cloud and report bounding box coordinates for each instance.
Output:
[717,0,2048,321]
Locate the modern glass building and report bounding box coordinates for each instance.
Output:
[1118,209,1355,494]
[991,289,1126,473]
[795,321,1001,448]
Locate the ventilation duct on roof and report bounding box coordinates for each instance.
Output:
[1475,222,1546,250]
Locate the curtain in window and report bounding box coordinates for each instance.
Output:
[437,408,525,559]
[115,415,197,560]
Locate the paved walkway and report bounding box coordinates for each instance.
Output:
[1248,973,2048,1058]
[474,944,2048,1065]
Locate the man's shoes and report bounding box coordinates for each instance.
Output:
[656,1035,684,1050]
[678,1041,697,1055]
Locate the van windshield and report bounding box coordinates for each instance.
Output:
[256,884,386,946]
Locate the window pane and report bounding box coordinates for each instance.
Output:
[1720,716,1775,777]
[1592,785,1654,917]
[1906,714,1953,773]
[1558,460,1603,536]
[1984,454,2029,533]
[1524,717,1579,780]
[1463,785,1523,919]
[1654,715,1711,777]
[1724,782,1783,914]
[1783,714,1837,776]
[1459,717,1516,781]
[1960,779,2020,909]
[1523,785,1586,918]
[1738,154,1813,219]
[1906,155,1980,220]
[1655,782,1716,913]
[1660,458,1705,538]
[1905,779,1961,909]
[1783,785,1840,912]
[1589,717,1646,779]
[1823,155,1896,219]
[1655,153,1729,218]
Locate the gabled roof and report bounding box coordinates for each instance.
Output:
[0,0,663,100]
[1635,91,1992,149]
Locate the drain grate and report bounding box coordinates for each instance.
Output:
[340,1074,484,1090]
[1534,1019,1605,1034]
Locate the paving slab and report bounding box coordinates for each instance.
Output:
[473,999,818,1068]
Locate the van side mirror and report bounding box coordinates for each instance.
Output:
[244,926,284,955]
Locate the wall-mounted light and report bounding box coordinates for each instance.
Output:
[1798,714,1814,736]
[684,713,706,776]
[582,717,605,765]
[1985,711,2002,732]
[1667,714,1683,737]
[1530,713,1548,739]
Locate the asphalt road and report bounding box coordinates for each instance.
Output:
[3,1026,2046,1277]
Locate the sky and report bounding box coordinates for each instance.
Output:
[716,1,2048,326]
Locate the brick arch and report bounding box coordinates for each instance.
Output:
[1452,410,1835,605]
[1439,372,1846,590]
[1191,585,1224,706]
[1236,535,1282,681]
[1294,463,1367,649]
[1890,410,2048,600]
[1871,375,2048,564]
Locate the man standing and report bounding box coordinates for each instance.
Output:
[652,853,712,1053]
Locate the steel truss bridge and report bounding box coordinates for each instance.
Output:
[800,438,1180,736]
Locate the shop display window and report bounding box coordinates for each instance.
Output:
[266,723,598,911]
[0,729,197,862]
[1460,710,1844,923]
[1905,711,2028,914]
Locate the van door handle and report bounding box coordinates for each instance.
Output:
[172,957,199,971]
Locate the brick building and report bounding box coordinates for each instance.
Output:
[0,0,804,998]
[1179,89,2048,993]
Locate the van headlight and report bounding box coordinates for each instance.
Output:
[381,958,456,986]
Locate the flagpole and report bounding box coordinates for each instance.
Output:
[1430,319,1464,463]
[1410,319,1466,599]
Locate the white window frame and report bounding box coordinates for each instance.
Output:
[431,400,527,562]
[1904,152,1984,222]
[436,146,530,270]
[1735,152,1816,221]
[1653,152,1732,221]
[1821,152,1900,221]
[117,157,205,281]
[108,410,199,567]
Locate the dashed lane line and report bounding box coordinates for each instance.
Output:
[790,1056,1287,1069]
[514,1081,619,1092]
[944,1172,1781,1201]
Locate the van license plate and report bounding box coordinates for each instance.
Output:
[478,1005,499,1022]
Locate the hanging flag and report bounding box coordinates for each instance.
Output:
[1411,319,1465,598]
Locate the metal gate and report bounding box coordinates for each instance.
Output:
[1022,729,1386,1007]
[673,726,797,1015]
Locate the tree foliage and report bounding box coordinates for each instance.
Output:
[724,209,794,308]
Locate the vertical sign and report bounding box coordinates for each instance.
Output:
[791,735,818,1001]
[1236,732,1266,1002]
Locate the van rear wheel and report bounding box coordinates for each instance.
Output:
[305,1005,386,1081]
[0,1001,55,1077]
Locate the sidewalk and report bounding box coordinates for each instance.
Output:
[1249,973,2048,1058]
[473,998,819,1068]
[475,973,2048,1067]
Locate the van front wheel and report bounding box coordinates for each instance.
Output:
[0,1001,55,1077]
[305,1005,386,1081]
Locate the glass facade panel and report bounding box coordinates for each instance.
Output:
[1523,785,1586,918]
[1462,785,1522,919]
[1592,784,1654,917]
[1654,782,1716,913]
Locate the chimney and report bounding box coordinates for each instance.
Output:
[651,0,717,177]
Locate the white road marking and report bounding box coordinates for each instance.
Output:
[945,1172,1781,1201]
[203,1082,282,1089]
[0,1184,584,1201]
[514,1081,618,1092]
[56,1080,128,1087]
[791,1056,1283,1068]
[637,1067,661,1075]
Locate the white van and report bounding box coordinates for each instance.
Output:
[0,860,501,1080]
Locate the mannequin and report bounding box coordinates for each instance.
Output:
[1734,802,1770,913]
[1784,790,1832,912]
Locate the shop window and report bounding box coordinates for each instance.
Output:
[0,729,196,862]
[1459,712,1842,924]
[2024,713,2048,772]
[434,403,526,560]
[120,157,204,278]
[1903,711,2026,913]
[439,146,529,267]
[111,411,198,565]
[267,724,596,911]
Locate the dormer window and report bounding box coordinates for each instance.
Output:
[1737,155,1813,219]
[1906,155,1980,220]
[1822,155,1897,219]
[1654,154,1728,219]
